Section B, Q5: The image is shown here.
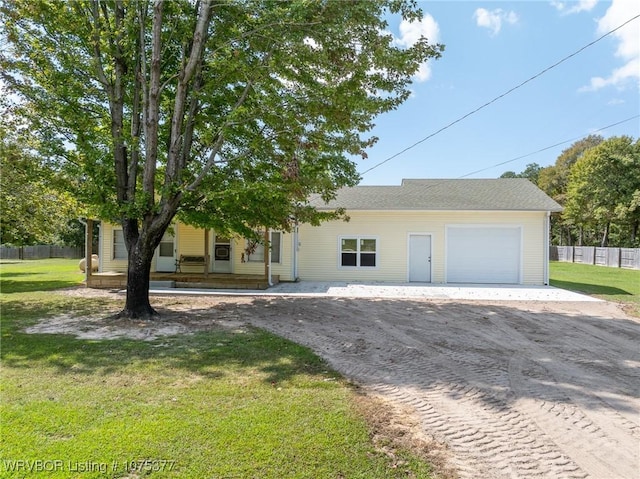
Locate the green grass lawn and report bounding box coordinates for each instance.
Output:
[550,261,640,314]
[0,259,434,478]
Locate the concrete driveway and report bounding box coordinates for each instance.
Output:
[240,297,640,479]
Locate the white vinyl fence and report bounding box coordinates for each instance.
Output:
[550,246,640,270]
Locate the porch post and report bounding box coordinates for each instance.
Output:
[85,219,93,287]
[264,228,270,285]
[204,229,209,278]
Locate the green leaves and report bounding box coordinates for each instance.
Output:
[563,136,640,246]
[1,0,442,309]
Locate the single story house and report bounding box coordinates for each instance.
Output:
[93,178,562,287]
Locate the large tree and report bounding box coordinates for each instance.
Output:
[537,135,604,245]
[0,123,79,246]
[563,136,640,247]
[1,0,442,318]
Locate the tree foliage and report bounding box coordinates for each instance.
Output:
[1,0,442,317]
[500,135,640,247]
[500,163,542,184]
[537,135,603,204]
[563,136,640,247]
[0,125,80,246]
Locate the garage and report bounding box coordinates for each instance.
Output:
[446,226,521,284]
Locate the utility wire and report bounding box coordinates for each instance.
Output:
[359,13,640,177]
[457,115,640,178]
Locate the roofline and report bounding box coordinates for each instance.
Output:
[315,207,563,213]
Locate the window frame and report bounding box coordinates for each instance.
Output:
[338,236,379,269]
[113,229,127,260]
[247,231,282,264]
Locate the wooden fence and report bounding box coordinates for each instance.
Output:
[550,246,640,270]
[0,245,83,260]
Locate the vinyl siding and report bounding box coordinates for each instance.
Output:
[100,223,129,273]
[297,211,547,284]
[99,222,294,280]
[232,231,294,281]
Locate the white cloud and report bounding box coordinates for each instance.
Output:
[474,8,519,36]
[551,0,598,15]
[395,14,440,48]
[581,0,640,91]
[394,14,440,83]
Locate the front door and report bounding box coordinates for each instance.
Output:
[409,234,431,282]
[213,235,231,273]
[156,231,176,272]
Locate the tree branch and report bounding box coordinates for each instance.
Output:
[142,0,163,205]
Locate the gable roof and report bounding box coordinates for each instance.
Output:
[314,178,562,212]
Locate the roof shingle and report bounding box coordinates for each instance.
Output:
[313,178,562,212]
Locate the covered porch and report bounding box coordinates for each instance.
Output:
[85,219,285,290]
[86,271,279,290]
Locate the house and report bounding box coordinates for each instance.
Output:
[92,178,562,288]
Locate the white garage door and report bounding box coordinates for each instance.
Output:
[446,226,521,284]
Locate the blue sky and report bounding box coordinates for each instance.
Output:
[356,0,640,185]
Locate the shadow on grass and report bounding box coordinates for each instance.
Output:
[1,279,84,294]
[2,302,332,387]
[550,279,632,296]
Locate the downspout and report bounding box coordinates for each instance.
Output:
[544,211,551,285]
[264,228,273,287]
[292,223,299,281]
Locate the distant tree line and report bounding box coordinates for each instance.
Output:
[501,135,640,248]
[0,126,96,248]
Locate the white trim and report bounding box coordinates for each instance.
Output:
[445,224,523,284]
[113,228,127,260]
[406,233,433,282]
[154,227,177,272]
[292,226,299,280]
[246,231,282,264]
[544,212,550,285]
[212,231,233,274]
[98,222,103,273]
[337,235,380,270]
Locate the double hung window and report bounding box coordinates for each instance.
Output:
[113,230,127,260]
[340,237,377,267]
[247,231,281,263]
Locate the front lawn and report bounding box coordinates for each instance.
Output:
[0,259,434,478]
[550,261,640,315]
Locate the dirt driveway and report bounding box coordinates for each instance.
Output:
[42,290,640,478]
[237,297,639,479]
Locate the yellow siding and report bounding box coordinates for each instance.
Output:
[231,231,294,281]
[101,212,548,284]
[100,222,294,280]
[297,211,547,284]
[100,223,128,273]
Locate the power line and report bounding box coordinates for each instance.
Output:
[457,115,640,178]
[359,13,640,177]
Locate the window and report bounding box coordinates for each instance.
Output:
[340,237,377,267]
[113,230,127,260]
[247,231,281,263]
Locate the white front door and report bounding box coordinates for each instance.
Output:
[409,234,431,282]
[213,235,231,273]
[156,231,176,272]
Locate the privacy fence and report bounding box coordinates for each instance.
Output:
[550,246,640,270]
[0,245,83,260]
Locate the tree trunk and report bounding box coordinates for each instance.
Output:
[116,234,160,319]
[601,222,610,247]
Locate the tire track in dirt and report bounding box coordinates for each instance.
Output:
[241,298,640,479]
